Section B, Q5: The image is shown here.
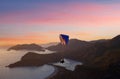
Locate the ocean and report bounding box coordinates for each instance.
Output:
[0,48,55,79]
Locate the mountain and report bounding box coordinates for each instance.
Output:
[41,42,58,48]
[8,43,45,51]
[47,39,92,52]
[47,35,120,67]
[110,35,120,48]
[46,39,108,63]
[50,62,120,79]
[8,52,62,67]
[91,35,120,67]
[50,65,104,79]
[49,35,120,79]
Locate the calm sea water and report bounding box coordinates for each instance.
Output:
[0,48,56,79]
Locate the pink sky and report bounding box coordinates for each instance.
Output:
[0,1,120,46]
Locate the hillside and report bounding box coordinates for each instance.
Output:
[8,43,45,51]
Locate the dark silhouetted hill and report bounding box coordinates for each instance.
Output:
[8,52,62,68]
[50,65,104,79]
[8,44,45,51]
[47,39,91,52]
[110,35,120,48]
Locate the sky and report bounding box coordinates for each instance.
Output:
[0,0,120,46]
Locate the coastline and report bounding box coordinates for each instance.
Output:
[45,66,58,79]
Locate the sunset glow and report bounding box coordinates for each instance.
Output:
[0,0,120,46]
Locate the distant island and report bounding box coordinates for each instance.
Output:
[8,35,120,79]
[8,43,45,51]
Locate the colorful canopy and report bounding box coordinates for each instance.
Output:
[59,34,69,45]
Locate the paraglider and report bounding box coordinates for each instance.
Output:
[59,34,69,45]
[59,34,69,63]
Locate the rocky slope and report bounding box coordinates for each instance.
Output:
[50,63,120,79]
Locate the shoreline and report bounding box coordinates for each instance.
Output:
[45,66,58,79]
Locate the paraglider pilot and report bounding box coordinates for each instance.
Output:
[59,34,69,63]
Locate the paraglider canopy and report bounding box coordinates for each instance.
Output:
[59,34,69,63]
[59,34,69,45]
